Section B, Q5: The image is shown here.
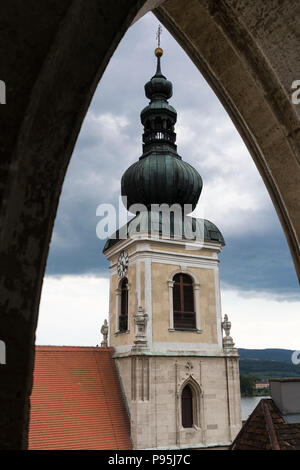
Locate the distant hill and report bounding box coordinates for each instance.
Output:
[238,348,295,362]
[237,348,300,379]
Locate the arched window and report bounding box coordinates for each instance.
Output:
[182,384,193,428]
[173,273,195,329]
[119,277,128,332]
[154,116,162,130]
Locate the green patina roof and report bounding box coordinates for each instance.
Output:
[121,153,202,211]
[141,100,177,116]
[144,58,173,101]
[103,212,224,252]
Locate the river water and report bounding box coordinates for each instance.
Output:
[241,396,270,421]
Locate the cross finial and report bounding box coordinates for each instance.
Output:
[156,24,162,48]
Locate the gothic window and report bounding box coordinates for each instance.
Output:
[119,277,128,332]
[173,273,196,329]
[182,384,193,428]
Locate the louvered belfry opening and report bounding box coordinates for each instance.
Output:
[173,273,195,329]
[119,277,128,332]
[182,384,194,428]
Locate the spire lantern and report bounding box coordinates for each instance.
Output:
[144,51,172,100]
[104,27,225,251]
[121,30,203,212]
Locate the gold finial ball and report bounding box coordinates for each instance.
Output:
[155,47,163,57]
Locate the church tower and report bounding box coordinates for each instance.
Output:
[103,41,241,450]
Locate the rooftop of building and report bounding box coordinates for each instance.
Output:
[231,377,300,450]
[269,377,300,382]
[103,213,224,252]
[29,346,131,450]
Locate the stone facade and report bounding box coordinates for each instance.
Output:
[105,236,241,449]
[116,355,240,449]
[108,239,224,352]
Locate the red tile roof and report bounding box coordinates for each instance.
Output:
[231,398,300,450]
[29,346,131,450]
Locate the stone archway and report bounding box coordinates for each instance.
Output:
[0,0,299,449]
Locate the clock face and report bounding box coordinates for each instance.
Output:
[117,251,129,278]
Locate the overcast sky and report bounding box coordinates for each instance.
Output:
[36,13,300,350]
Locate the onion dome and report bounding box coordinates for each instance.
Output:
[121,47,202,213]
[121,154,202,211]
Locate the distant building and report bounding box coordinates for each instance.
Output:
[254,379,269,390]
[231,378,300,450]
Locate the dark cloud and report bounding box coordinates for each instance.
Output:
[45,13,299,298]
[220,231,300,297]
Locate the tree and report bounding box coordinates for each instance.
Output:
[240,375,258,396]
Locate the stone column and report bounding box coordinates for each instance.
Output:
[194,282,202,332]
[115,288,121,332]
[168,280,174,330]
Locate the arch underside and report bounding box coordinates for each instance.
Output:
[0,0,299,449]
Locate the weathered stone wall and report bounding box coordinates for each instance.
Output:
[116,354,241,449]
